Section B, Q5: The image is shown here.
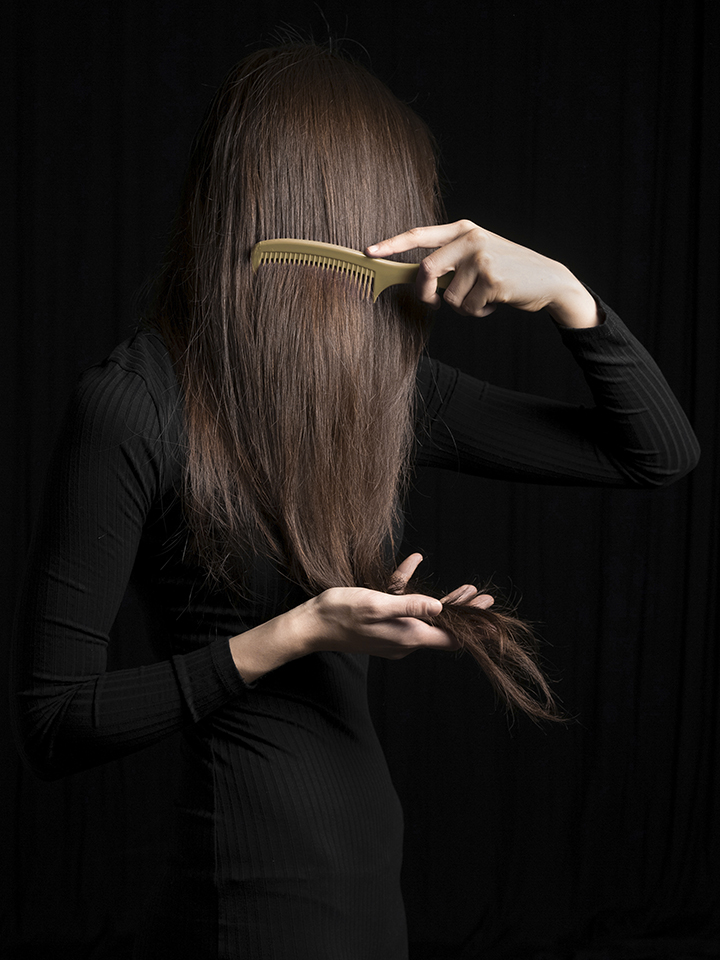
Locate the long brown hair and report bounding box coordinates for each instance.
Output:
[150,41,563,722]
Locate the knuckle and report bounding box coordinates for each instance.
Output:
[418,257,437,279]
[472,249,493,273]
[458,218,478,233]
[408,226,425,240]
[468,226,488,247]
[417,259,431,278]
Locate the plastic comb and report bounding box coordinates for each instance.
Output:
[251,238,454,303]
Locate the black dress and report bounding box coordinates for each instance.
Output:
[11,297,699,959]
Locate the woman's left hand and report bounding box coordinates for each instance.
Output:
[366,220,599,328]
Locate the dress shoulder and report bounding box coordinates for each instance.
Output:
[67,328,184,497]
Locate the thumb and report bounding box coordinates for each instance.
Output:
[393,594,443,620]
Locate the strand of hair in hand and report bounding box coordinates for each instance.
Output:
[402,577,567,723]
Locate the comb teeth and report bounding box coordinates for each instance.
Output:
[257,250,375,299]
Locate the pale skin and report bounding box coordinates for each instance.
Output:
[366,219,600,329]
[230,221,599,682]
[230,553,493,683]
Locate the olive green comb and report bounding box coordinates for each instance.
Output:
[251,238,454,303]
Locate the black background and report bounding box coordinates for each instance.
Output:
[3,1,718,957]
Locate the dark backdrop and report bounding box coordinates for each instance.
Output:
[3,2,718,958]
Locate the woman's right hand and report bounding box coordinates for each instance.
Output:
[366,220,599,328]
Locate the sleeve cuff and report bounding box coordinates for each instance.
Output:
[554,290,630,348]
[171,638,250,724]
[210,635,259,692]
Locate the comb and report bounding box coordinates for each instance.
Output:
[251,238,454,303]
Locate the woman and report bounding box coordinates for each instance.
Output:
[11,41,699,960]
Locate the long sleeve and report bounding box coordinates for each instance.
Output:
[11,337,248,780]
[415,297,700,486]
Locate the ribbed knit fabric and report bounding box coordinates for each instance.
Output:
[415,305,699,485]
[11,296,699,959]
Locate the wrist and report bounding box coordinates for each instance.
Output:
[296,593,332,654]
[547,275,600,329]
[229,601,317,683]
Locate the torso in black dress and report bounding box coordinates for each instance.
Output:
[135,496,408,959]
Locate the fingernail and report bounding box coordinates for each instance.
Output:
[366,244,379,254]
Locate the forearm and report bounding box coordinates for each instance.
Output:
[416,297,700,487]
[12,612,248,780]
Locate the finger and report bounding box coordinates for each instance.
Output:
[416,258,450,306]
[415,231,480,305]
[368,593,443,622]
[378,618,460,660]
[388,553,424,594]
[438,587,495,609]
[440,584,478,604]
[468,594,494,609]
[365,221,475,258]
[452,282,499,318]
[419,624,462,651]
[423,289,443,312]
[386,618,461,651]
[435,229,496,316]
[441,267,495,316]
